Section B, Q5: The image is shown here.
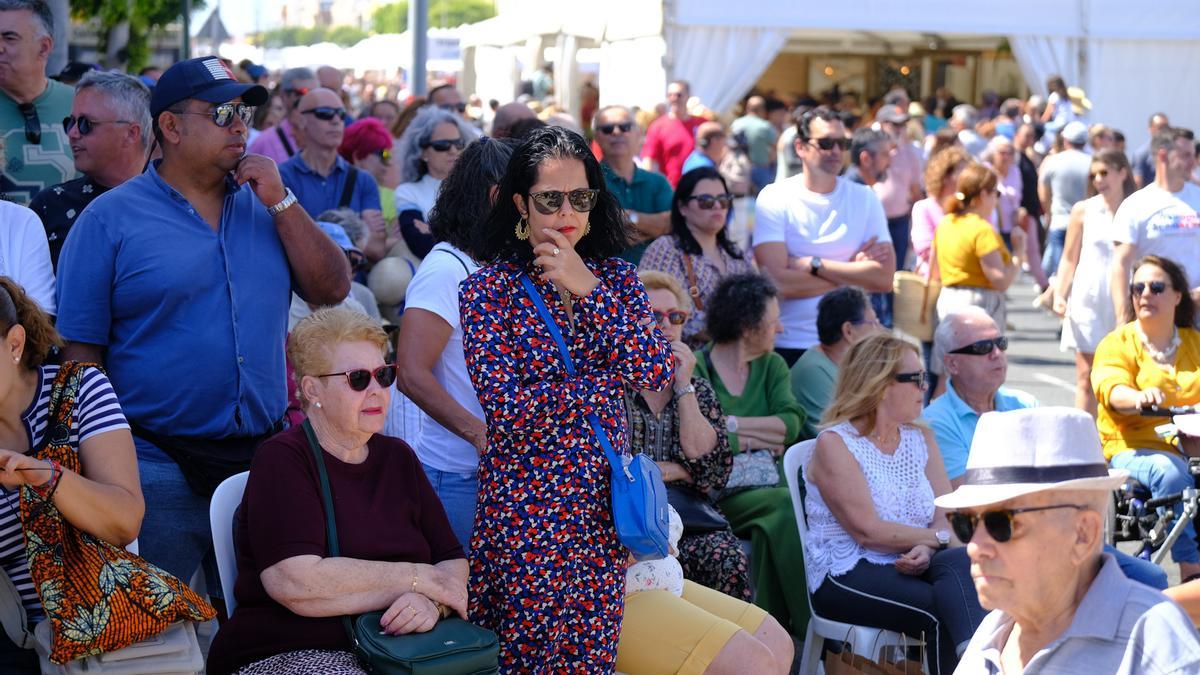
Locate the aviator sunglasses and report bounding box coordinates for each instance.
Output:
[1130,281,1168,296]
[652,310,689,327]
[173,102,255,128]
[948,504,1089,543]
[63,115,132,136]
[528,188,600,215]
[315,364,397,391]
[302,106,348,122]
[949,336,1009,356]
[686,193,733,210]
[18,103,40,144]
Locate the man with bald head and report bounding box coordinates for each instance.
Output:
[732,95,779,192]
[278,88,381,219]
[642,79,703,185]
[491,102,536,139]
[681,120,726,175]
[248,66,318,162]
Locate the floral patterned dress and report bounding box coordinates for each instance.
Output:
[460,257,674,673]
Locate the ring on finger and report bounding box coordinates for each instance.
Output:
[552,247,560,256]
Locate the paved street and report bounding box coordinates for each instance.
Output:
[1003,275,1076,407]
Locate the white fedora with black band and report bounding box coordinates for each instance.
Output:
[935,407,1128,510]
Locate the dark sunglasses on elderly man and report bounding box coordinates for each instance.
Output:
[949,336,1008,356]
[315,364,397,391]
[1130,281,1168,297]
[894,370,931,391]
[652,310,689,327]
[948,504,1089,543]
[63,115,132,136]
[302,106,348,122]
[528,188,600,215]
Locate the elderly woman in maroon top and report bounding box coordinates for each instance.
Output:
[207,308,468,675]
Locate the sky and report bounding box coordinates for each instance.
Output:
[195,0,285,39]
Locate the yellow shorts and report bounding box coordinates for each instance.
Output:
[616,580,769,675]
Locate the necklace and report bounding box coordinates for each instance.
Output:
[868,427,899,447]
[1136,324,1179,366]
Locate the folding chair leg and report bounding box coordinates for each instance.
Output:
[798,623,823,675]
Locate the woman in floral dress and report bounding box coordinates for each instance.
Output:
[460,126,674,672]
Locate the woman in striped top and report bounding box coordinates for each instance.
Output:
[0,277,141,673]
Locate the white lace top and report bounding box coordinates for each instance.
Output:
[801,421,935,591]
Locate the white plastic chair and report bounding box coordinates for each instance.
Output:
[209,471,250,615]
[783,441,927,675]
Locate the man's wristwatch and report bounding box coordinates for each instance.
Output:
[674,383,696,399]
[725,415,739,434]
[267,187,297,216]
[935,529,951,550]
[809,256,823,277]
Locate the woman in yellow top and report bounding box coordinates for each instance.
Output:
[1092,254,1200,581]
[933,163,1026,331]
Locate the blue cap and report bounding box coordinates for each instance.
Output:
[245,63,268,81]
[150,56,268,117]
[316,221,358,251]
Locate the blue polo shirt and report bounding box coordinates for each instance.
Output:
[922,380,1039,480]
[56,161,293,457]
[278,153,381,219]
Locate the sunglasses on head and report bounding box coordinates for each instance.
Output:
[173,102,255,128]
[440,102,467,113]
[652,310,689,327]
[687,193,733,210]
[315,364,397,391]
[894,370,931,390]
[18,103,40,144]
[809,137,851,151]
[948,504,1088,543]
[597,122,634,135]
[949,336,1008,356]
[421,137,466,152]
[1130,281,1168,296]
[301,106,348,122]
[63,115,131,136]
[528,188,599,215]
[286,86,311,108]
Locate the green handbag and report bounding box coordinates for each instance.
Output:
[302,421,499,674]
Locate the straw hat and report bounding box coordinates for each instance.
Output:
[1067,86,1092,116]
[934,407,1127,510]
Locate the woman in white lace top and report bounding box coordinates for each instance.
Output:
[801,333,984,675]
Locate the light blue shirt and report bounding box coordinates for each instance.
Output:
[922,380,1038,480]
[955,554,1200,674]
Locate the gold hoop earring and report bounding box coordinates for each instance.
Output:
[582,220,591,236]
[515,216,530,240]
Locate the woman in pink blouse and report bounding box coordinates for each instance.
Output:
[911,147,969,277]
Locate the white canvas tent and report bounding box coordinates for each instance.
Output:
[461,0,1200,147]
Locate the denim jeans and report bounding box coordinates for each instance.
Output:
[1041,227,1068,277]
[421,462,479,549]
[1111,449,1200,564]
[136,445,221,589]
[1106,544,1169,590]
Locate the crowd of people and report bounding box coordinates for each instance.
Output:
[3,0,1200,672]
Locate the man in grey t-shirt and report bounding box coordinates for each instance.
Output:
[1038,121,1092,275]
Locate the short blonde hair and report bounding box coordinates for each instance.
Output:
[288,308,389,403]
[821,333,920,431]
[639,270,692,312]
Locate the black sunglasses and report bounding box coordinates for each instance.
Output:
[894,370,931,390]
[301,106,348,122]
[421,137,466,152]
[173,102,255,128]
[652,310,689,326]
[948,504,1089,543]
[528,188,599,215]
[597,122,634,135]
[1130,281,1168,296]
[315,364,397,391]
[63,115,132,136]
[809,137,851,151]
[949,336,1009,356]
[18,103,40,144]
[687,193,733,210]
[440,102,467,113]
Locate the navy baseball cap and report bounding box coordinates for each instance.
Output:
[150,56,269,117]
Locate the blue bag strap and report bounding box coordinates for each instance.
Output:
[517,274,633,481]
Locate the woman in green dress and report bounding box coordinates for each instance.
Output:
[693,272,808,636]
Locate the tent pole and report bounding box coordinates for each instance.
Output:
[409,0,428,96]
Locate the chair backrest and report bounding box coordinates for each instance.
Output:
[210,471,250,614]
[783,439,817,541]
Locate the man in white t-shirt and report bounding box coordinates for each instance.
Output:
[0,199,56,315]
[1110,127,1200,323]
[753,107,894,366]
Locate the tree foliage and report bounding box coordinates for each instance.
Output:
[371,0,495,34]
[253,24,368,48]
[70,0,205,69]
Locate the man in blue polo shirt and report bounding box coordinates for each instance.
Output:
[278,87,381,220]
[593,105,672,264]
[55,56,349,584]
[923,305,1168,589]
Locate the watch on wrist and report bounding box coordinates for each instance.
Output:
[935,529,951,550]
[673,383,696,399]
[809,256,823,276]
[725,415,739,434]
[267,187,297,216]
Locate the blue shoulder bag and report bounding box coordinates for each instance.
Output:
[518,274,669,561]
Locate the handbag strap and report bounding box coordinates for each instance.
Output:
[682,254,704,310]
[339,166,359,209]
[517,274,633,481]
[300,420,360,648]
[276,125,295,157]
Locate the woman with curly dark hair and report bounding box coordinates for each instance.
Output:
[459,126,674,672]
[640,167,754,348]
[692,272,809,636]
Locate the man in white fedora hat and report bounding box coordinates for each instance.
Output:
[940,407,1200,674]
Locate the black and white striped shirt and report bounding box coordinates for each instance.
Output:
[0,365,129,621]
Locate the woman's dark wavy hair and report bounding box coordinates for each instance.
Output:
[428,136,517,253]
[706,272,777,344]
[669,167,743,259]
[468,126,628,263]
[1132,255,1196,327]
